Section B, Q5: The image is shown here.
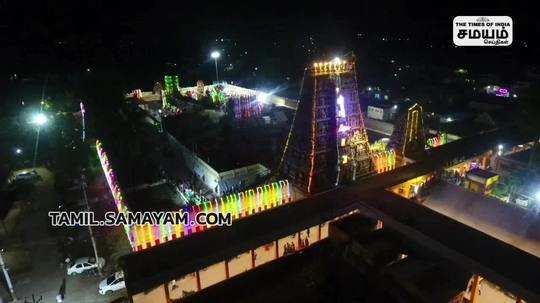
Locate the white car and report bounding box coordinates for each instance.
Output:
[98,271,126,295]
[67,257,105,275]
[9,170,41,184]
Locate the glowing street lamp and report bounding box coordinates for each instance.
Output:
[211,51,220,59]
[210,51,221,83]
[30,112,49,170]
[15,148,22,155]
[32,113,48,126]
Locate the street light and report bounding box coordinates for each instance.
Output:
[15,148,22,155]
[32,113,48,126]
[211,51,220,59]
[30,113,49,170]
[210,51,221,83]
[80,173,102,276]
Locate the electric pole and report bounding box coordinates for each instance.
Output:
[80,174,102,276]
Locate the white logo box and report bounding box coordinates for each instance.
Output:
[453,16,513,46]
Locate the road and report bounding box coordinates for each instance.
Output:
[0,168,125,302]
[423,182,540,258]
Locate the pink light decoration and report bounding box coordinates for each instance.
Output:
[496,88,509,97]
[96,140,134,248]
[80,102,86,141]
[96,141,126,214]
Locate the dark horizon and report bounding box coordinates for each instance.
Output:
[1,1,537,86]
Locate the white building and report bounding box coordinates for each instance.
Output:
[167,133,270,196]
[367,104,396,121]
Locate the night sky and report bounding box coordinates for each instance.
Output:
[1,1,538,92]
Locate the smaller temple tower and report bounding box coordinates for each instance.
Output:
[390,103,426,159]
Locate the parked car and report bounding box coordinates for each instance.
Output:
[9,170,41,184]
[99,271,126,295]
[67,257,105,275]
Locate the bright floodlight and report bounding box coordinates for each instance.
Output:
[211,51,221,59]
[32,113,48,126]
[333,57,341,64]
[498,144,504,150]
[257,92,269,103]
[15,148,22,155]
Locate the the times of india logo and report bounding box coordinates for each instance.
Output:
[453,16,513,47]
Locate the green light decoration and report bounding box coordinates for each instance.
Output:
[164,75,180,97]
[164,76,173,94]
[370,140,388,152]
[387,149,396,167]
[180,189,208,206]
[210,85,227,105]
[163,75,181,110]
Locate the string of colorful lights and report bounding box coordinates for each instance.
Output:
[130,179,291,251]
[426,133,448,148]
[96,140,133,245]
[96,139,292,251]
[373,149,396,173]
